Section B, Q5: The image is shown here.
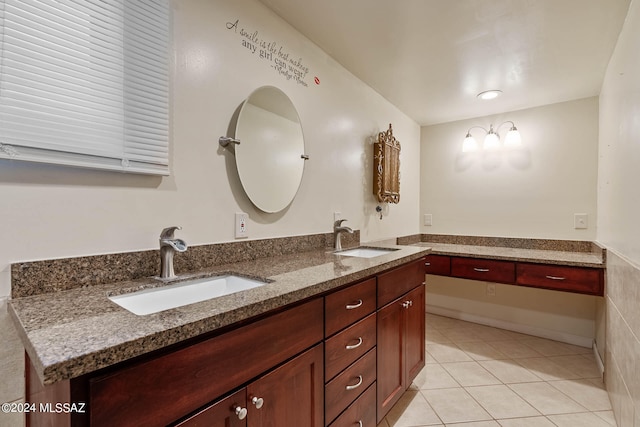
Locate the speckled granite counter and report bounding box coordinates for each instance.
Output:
[9,244,429,385]
[399,234,605,268]
[415,242,604,267]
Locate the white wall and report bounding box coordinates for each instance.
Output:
[421,97,599,240]
[421,98,601,344]
[0,0,421,421]
[598,0,640,425]
[598,1,640,264]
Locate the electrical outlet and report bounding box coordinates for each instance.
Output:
[424,214,433,226]
[574,213,588,229]
[486,283,496,296]
[235,213,248,238]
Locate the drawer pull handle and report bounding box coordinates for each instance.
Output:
[473,268,490,272]
[345,337,363,350]
[234,406,247,420]
[345,375,363,390]
[425,262,431,266]
[251,396,264,409]
[346,299,363,310]
[358,421,363,427]
[545,275,566,281]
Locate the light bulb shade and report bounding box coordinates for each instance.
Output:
[483,131,500,150]
[462,134,478,152]
[504,128,522,148]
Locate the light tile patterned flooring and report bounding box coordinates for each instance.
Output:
[378,313,616,427]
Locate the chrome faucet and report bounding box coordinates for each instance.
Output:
[159,226,188,279]
[333,219,354,251]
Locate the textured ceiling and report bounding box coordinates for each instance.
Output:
[258,0,630,125]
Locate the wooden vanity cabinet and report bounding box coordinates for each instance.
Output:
[425,253,603,296]
[25,257,428,427]
[26,298,324,427]
[376,259,426,423]
[87,298,323,427]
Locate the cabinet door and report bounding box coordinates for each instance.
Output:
[376,297,404,423]
[376,285,426,423]
[247,343,324,427]
[175,389,247,427]
[404,285,425,384]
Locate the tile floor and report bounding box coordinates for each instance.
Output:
[378,313,616,427]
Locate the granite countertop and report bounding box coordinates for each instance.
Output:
[9,245,430,386]
[413,242,604,268]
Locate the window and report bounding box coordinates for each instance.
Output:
[0,0,170,175]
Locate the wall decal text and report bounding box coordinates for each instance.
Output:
[226,19,311,87]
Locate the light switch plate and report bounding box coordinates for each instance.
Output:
[574,213,588,229]
[235,212,248,238]
[424,214,433,226]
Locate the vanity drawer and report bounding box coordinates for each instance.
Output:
[325,348,376,425]
[378,258,426,308]
[451,257,515,284]
[328,382,376,427]
[325,278,377,337]
[424,255,451,276]
[516,263,604,296]
[325,313,376,380]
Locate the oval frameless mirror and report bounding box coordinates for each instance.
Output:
[234,86,306,213]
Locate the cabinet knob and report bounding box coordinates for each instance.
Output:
[345,336,363,350]
[402,300,412,308]
[345,299,363,310]
[234,406,247,420]
[251,396,264,409]
[345,375,363,391]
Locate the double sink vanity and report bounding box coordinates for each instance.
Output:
[10,236,429,427]
[9,232,606,426]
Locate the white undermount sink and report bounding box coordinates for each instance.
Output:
[335,247,399,258]
[108,275,266,315]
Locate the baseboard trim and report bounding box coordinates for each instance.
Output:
[592,340,605,378]
[426,304,594,348]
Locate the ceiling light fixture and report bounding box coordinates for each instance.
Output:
[462,121,521,152]
[477,90,502,100]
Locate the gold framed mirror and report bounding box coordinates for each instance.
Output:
[373,123,400,204]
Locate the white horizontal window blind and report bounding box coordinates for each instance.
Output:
[0,0,170,175]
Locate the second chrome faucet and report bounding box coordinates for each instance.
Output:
[333,219,354,251]
[159,226,188,279]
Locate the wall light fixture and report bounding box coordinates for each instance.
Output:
[462,121,521,152]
